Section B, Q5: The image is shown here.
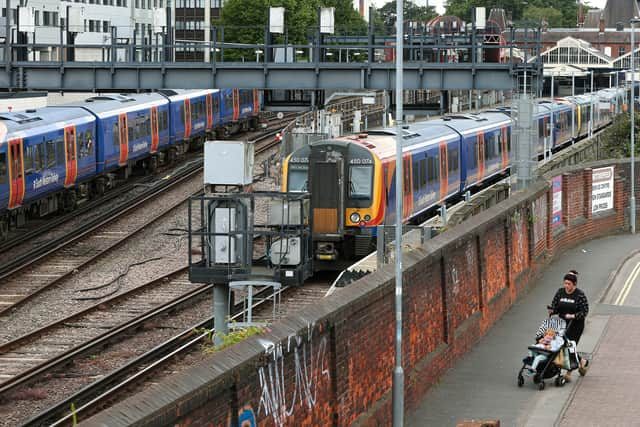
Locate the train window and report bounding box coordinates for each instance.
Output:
[420,158,427,187]
[24,145,34,175]
[128,125,134,142]
[0,153,6,184]
[403,160,411,196]
[56,137,64,165]
[179,105,185,122]
[113,122,120,147]
[287,168,308,192]
[85,130,94,157]
[350,165,373,199]
[46,140,56,168]
[413,162,420,190]
[35,144,44,171]
[448,147,459,173]
[213,96,220,115]
[427,156,438,183]
[161,111,168,130]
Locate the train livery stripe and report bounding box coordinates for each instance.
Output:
[501,125,509,169]
[365,153,385,226]
[403,154,413,219]
[439,141,448,202]
[206,93,213,130]
[63,125,78,187]
[150,106,159,153]
[253,89,260,114]
[7,138,25,209]
[233,89,239,121]
[184,99,192,139]
[119,113,129,166]
[477,132,485,181]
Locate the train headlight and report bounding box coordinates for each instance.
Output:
[364,214,371,221]
[350,212,361,223]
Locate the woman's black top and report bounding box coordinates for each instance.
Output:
[550,287,589,342]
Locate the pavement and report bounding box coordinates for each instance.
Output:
[406,232,640,427]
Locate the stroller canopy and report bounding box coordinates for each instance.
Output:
[535,315,567,340]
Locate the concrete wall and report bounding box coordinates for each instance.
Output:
[82,159,633,427]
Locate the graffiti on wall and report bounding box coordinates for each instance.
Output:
[531,196,547,246]
[255,325,330,427]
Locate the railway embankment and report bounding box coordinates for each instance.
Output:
[81,157,635,427]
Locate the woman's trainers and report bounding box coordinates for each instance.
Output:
[578,359,589,376]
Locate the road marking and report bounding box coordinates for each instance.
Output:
[614,261,640,305]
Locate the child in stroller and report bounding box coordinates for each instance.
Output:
[517,315,578,390]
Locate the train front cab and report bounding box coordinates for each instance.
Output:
[283,140,382,270]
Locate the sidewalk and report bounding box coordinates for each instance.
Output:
[406,233,640,427]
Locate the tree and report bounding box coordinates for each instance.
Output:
[216,0,367,61]
[523,6,563,28]
[601,113,640,158]
[375,0,438,35]
[444,0,579,27]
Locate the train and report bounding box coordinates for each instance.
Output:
[0,88,263,240]
[282,87,629,269]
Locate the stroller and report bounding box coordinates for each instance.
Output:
[517,315,581,390]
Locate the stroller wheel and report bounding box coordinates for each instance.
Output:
[517,375,524,387]
[538,381,546,390]
[555,376,566,387]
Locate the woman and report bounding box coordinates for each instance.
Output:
[549,271,589,378]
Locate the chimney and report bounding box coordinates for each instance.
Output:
[599,15,605,33]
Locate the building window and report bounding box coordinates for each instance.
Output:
[103,20,109,32]
[620,46,626,56]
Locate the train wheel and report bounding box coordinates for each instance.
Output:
[148,156,159,173]
[94,179,106,198]
[0,219,7,241]
[168,148,177,165]
[62,191,77,213]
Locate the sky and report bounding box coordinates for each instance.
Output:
[371,0,608,16]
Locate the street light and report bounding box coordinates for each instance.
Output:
[630,17,639,233]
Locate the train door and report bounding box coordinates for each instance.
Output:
[402,156,412,219]
[206,93,213,130]
[439,143,448,201]
[150,106,159,153]
[309,150,343,236]
[183,99,192,139]
[63,126,78,187]
[233,88,240,121]
[477,132,485,180]
[118,114,129,165]
[7,138,24,209]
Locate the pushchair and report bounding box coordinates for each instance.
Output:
[517,315,581,390]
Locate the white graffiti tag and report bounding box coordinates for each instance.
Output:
[257,327,330,427]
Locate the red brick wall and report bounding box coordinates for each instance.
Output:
[83,161,634,427]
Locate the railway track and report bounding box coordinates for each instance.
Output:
[0,163,204,318]
[0,117,295,319]
[8,280,331,426]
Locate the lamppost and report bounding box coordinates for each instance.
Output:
[631,17,639,233]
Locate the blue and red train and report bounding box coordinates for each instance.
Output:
[0,88,262,239]
[282,87,628,268]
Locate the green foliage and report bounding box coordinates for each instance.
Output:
[600,113,640,158]
[522,6,563,27]
[444,0,578,27]
[374,0,438,35]
[195,325,265,353]
[216,0,367,60]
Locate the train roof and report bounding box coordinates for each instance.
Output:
[344,123,460,159]
[157,89,219,101]
[428,112,510,134]
[59,93,169,118]
[0,106,95,144]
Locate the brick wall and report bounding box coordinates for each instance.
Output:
[83,160,633,427]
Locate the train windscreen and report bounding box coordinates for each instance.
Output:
[349,165,373,199]
[288,168,308,192]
